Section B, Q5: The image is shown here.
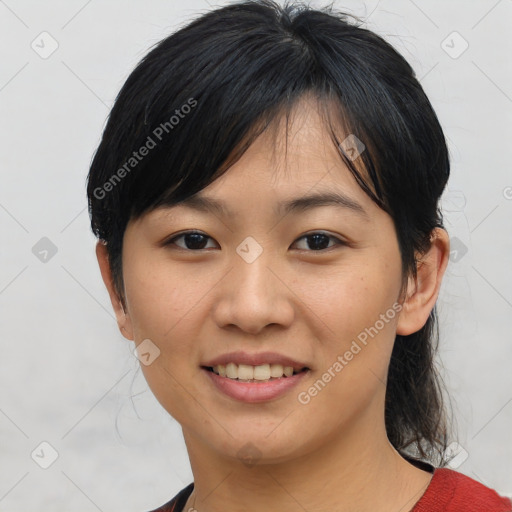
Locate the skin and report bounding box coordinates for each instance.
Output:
[96,96,450,512]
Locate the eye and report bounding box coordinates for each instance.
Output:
[291,231,346,252]
[164,230,346,252]
[166,231,218,251]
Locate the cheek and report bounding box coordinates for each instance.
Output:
[293,265,401,427]
[123,255,205,343]
[294,254,403,399]
[297,258,400,339]
[122,257,208,423]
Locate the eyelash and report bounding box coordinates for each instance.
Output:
[164,230,347,253]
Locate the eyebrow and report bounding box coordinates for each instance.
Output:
[165,190,369,221]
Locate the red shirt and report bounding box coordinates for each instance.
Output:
[412,468,511,511]
[148,468,512,512]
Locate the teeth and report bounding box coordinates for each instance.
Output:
[254,364,271,380]
[238,364,254,380]
[212,363,300,380]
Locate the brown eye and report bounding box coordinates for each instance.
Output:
[292,232,345,252]
[164,230,346,252]
[166,231,217,251]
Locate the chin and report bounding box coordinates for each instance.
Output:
[201,422,314,466]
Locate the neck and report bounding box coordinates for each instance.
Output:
[181,414,433,512]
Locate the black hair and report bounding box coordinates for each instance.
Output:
[87,0,451,466]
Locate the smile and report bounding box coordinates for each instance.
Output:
[202,365,310,403]
[207,362,307,381]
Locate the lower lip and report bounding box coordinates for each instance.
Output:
[202,368,310,403]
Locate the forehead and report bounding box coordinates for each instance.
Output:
[220,94,370,193]
[141,94,384,230]
[168,96,373,208]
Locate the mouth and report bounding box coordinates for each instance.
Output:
[201,364,311,403]
[202,363,309,382]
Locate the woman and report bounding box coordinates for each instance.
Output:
[86,1,511,510]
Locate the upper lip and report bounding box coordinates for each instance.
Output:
[201,351,310,371]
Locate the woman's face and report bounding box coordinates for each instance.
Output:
[116,98,408,464]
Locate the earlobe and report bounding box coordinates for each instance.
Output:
[95,241,134,341]
[396,228,450,336]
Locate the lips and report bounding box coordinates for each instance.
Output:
[201,350,310,372]
[203,366,310,403]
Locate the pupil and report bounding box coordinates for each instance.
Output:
[308,234,329,250]
[186,233,207,250]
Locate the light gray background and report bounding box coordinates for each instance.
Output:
[0,0,511,510]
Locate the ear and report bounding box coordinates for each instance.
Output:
[396,228,450,336]
[95,241,134,341]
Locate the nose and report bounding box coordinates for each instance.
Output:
[212,244,295,335]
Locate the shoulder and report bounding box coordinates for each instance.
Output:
[413,468,512,512]
[143,474,511,512]
[145,482,194,512]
